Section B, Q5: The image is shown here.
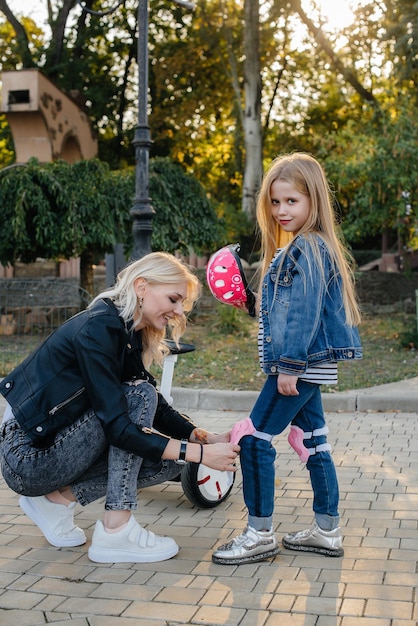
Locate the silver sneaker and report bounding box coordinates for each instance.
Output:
[212,526,280,565]
[282,523,344,557]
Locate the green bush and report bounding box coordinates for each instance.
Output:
[399,322,418,350]
[212,304,250,336]
[352,250,381,267]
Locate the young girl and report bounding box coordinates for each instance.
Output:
[212,153,362,565]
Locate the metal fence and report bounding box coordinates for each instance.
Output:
[0,279,92,376]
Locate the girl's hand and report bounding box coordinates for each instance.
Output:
[278,373,299,396]
[254,291,261,313]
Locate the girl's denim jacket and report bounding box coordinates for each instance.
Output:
[260,234,362,376]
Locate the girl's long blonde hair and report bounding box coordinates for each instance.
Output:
[90,252,201,368]
[256,152,361,326]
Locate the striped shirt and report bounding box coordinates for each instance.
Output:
[258,248,338,386]
[257,318,338,386]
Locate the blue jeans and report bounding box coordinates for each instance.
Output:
[241,377,339,532]
[0,382,180,511]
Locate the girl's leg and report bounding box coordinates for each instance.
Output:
[291,386,340,528]
[240,377,319,530]
[281,385,344,556]
[212,378,320,565]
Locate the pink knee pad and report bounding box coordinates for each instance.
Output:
[288,425,310,464]
[230,417,256,445]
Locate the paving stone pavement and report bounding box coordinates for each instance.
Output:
[0,392,418,625]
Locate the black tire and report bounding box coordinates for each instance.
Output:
[181,462,235,508]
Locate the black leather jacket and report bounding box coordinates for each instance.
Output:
[0,298,196,461]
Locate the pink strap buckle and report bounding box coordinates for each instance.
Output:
[230,417,256,445]
[288,425,310,463]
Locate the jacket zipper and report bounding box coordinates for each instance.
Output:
[49,387,85,415]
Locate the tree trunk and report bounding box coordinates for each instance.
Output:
[46,0,77,77]
[382,230,389,254]
[80,248,95,299]
[0,0,34,67]
[242,0,263,221]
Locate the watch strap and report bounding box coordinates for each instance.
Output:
[176,439,188,465]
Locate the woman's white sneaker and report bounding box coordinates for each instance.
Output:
[19,495,86,547]
[88,515,179,563]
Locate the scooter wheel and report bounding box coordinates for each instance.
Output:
[181,462,235,508]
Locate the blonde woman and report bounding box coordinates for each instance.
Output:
[0,252,239,563]
[213,153,362,565]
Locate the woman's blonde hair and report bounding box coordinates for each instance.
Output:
[90,251,201,368]
[256,152,361,326]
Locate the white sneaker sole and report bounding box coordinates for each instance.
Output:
[88,543,179,563]
[19,496,87,548]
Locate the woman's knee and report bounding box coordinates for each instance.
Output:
[123,381,158,426]
[0,455,24,494]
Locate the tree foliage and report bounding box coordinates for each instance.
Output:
[0,0,417,259]
[0,157,223,292]
[318,98,418,253]
[149,157,225,255]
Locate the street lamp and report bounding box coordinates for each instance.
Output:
[130,0,153,260]
[131,0,195,260]
[77,0,195,262]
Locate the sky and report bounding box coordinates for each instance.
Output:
[307,0,357,30]
[7,0,359,32]
[8,0,47,23]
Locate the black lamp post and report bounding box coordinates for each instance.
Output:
[130,0,153,261]
[77,0,195,263]
[131,0,196,259]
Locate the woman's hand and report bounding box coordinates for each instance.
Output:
[200,442,240,472]
[190,428,229,444]
[163,438,239,471]
[188,429,239,469]
[277,373,299,396]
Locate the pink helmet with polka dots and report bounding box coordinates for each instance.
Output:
[206,244,256,317]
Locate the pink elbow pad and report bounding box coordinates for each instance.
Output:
[288,425,310,464]
[230,417,256,445]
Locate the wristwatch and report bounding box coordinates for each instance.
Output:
[175,439,188,465]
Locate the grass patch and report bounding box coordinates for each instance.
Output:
[1,305,416,392]
[155,307,418,392]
